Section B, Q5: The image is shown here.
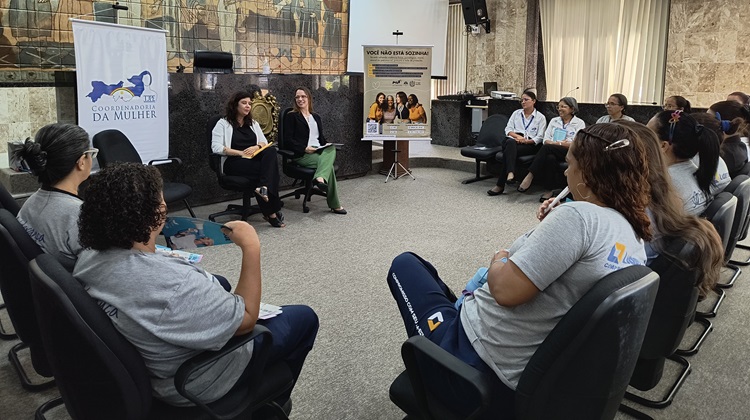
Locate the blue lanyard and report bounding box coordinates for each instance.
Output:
[561,119,570,130]
[522,112,535,131]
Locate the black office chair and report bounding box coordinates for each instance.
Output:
[718,175,750,287]
[0,209,55,391]
[726,174,750,265]
[277,107,332,213]
[29,253,295,420]
[389,265,659,420]
[696,192,736,318]
[459,114,508,184]
[621,237,702,416]
[92,129,195,218]
[0,182,20,216]
[205,114,263,222]
[0,183,20,339]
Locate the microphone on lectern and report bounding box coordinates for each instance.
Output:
[563,86,580,97]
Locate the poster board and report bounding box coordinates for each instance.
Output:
[362,45,432,141]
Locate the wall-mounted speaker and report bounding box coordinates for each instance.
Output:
[461,0,489,26]
[193,50,233,74]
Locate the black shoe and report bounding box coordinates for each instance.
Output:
[505,176,518,185]
[314,179,328,193]
[539,191,555,203]
[275,211,285,223]
[487,187,504,196]
[331,208,347,214]
[517,186,529,193]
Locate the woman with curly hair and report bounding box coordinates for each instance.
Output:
[13,123,93,271]
[387,123,651,414]
[211,90,284,227]
[74,162,319,410]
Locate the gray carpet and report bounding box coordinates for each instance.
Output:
[2,167,750,419]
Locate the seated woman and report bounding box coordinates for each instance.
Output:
[663,95,692,113]
[407,94,427,124]
[387,123,651,414]
[647,110,720,216]
[368,92,385,122]
[596,93,635,123]
[705,101,750,175]
[283,87,347,214]
[211,91,284,227]
[74,162,319,409]
[612,120,722,296]
[517,97,585,201]
[13,123,92,271]
[487,89,547,196]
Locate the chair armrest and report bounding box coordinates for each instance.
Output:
[402,336,493,418]
[277,149,296,162]
[174,325,273,410]
[148,157,183,166]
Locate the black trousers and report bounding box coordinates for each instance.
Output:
[496,138,540,187]
[527,143,568,189]
[223,147,282,216]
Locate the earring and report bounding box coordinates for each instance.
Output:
[576,182,591,200]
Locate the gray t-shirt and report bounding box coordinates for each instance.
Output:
[73,248,251,406]
[460,201,646,389]
[17,188,83,272]
[669,160,709,216]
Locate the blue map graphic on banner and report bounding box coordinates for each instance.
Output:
[87,70,152,102]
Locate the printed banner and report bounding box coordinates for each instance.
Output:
[72,19,169,163]
[362,45,432,141]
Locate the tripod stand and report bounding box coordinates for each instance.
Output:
[385,144,415,183]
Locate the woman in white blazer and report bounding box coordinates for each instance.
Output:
[211,90,284,227]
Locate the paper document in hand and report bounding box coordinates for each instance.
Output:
[552,128,567,142]
[155,244,203,263]
[259,303,283,320]
[162,217,233,250]
[315,143,343,151]
[242,142,275,159]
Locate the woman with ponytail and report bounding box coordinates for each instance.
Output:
[12,123,93,271]
[647,110,722,215]
[705,101,750,176]
[615,120,723,298]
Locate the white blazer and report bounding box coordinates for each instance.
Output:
[211,118,268,171]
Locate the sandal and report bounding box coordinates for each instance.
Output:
[263,214,285,228]
[254,186,269,202]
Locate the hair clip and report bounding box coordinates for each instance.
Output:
[715,111,731,133]
[668,110,682,142]
[603,139,630,152]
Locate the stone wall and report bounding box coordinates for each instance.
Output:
[664,0,750,108]
[465,0,529,96]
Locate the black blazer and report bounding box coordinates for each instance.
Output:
[283,111,327,158]
[722,136,748,177]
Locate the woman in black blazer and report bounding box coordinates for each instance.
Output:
[283,87,346,214]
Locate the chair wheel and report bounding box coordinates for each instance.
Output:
[303,207,310,213]
[295,193,301,199]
